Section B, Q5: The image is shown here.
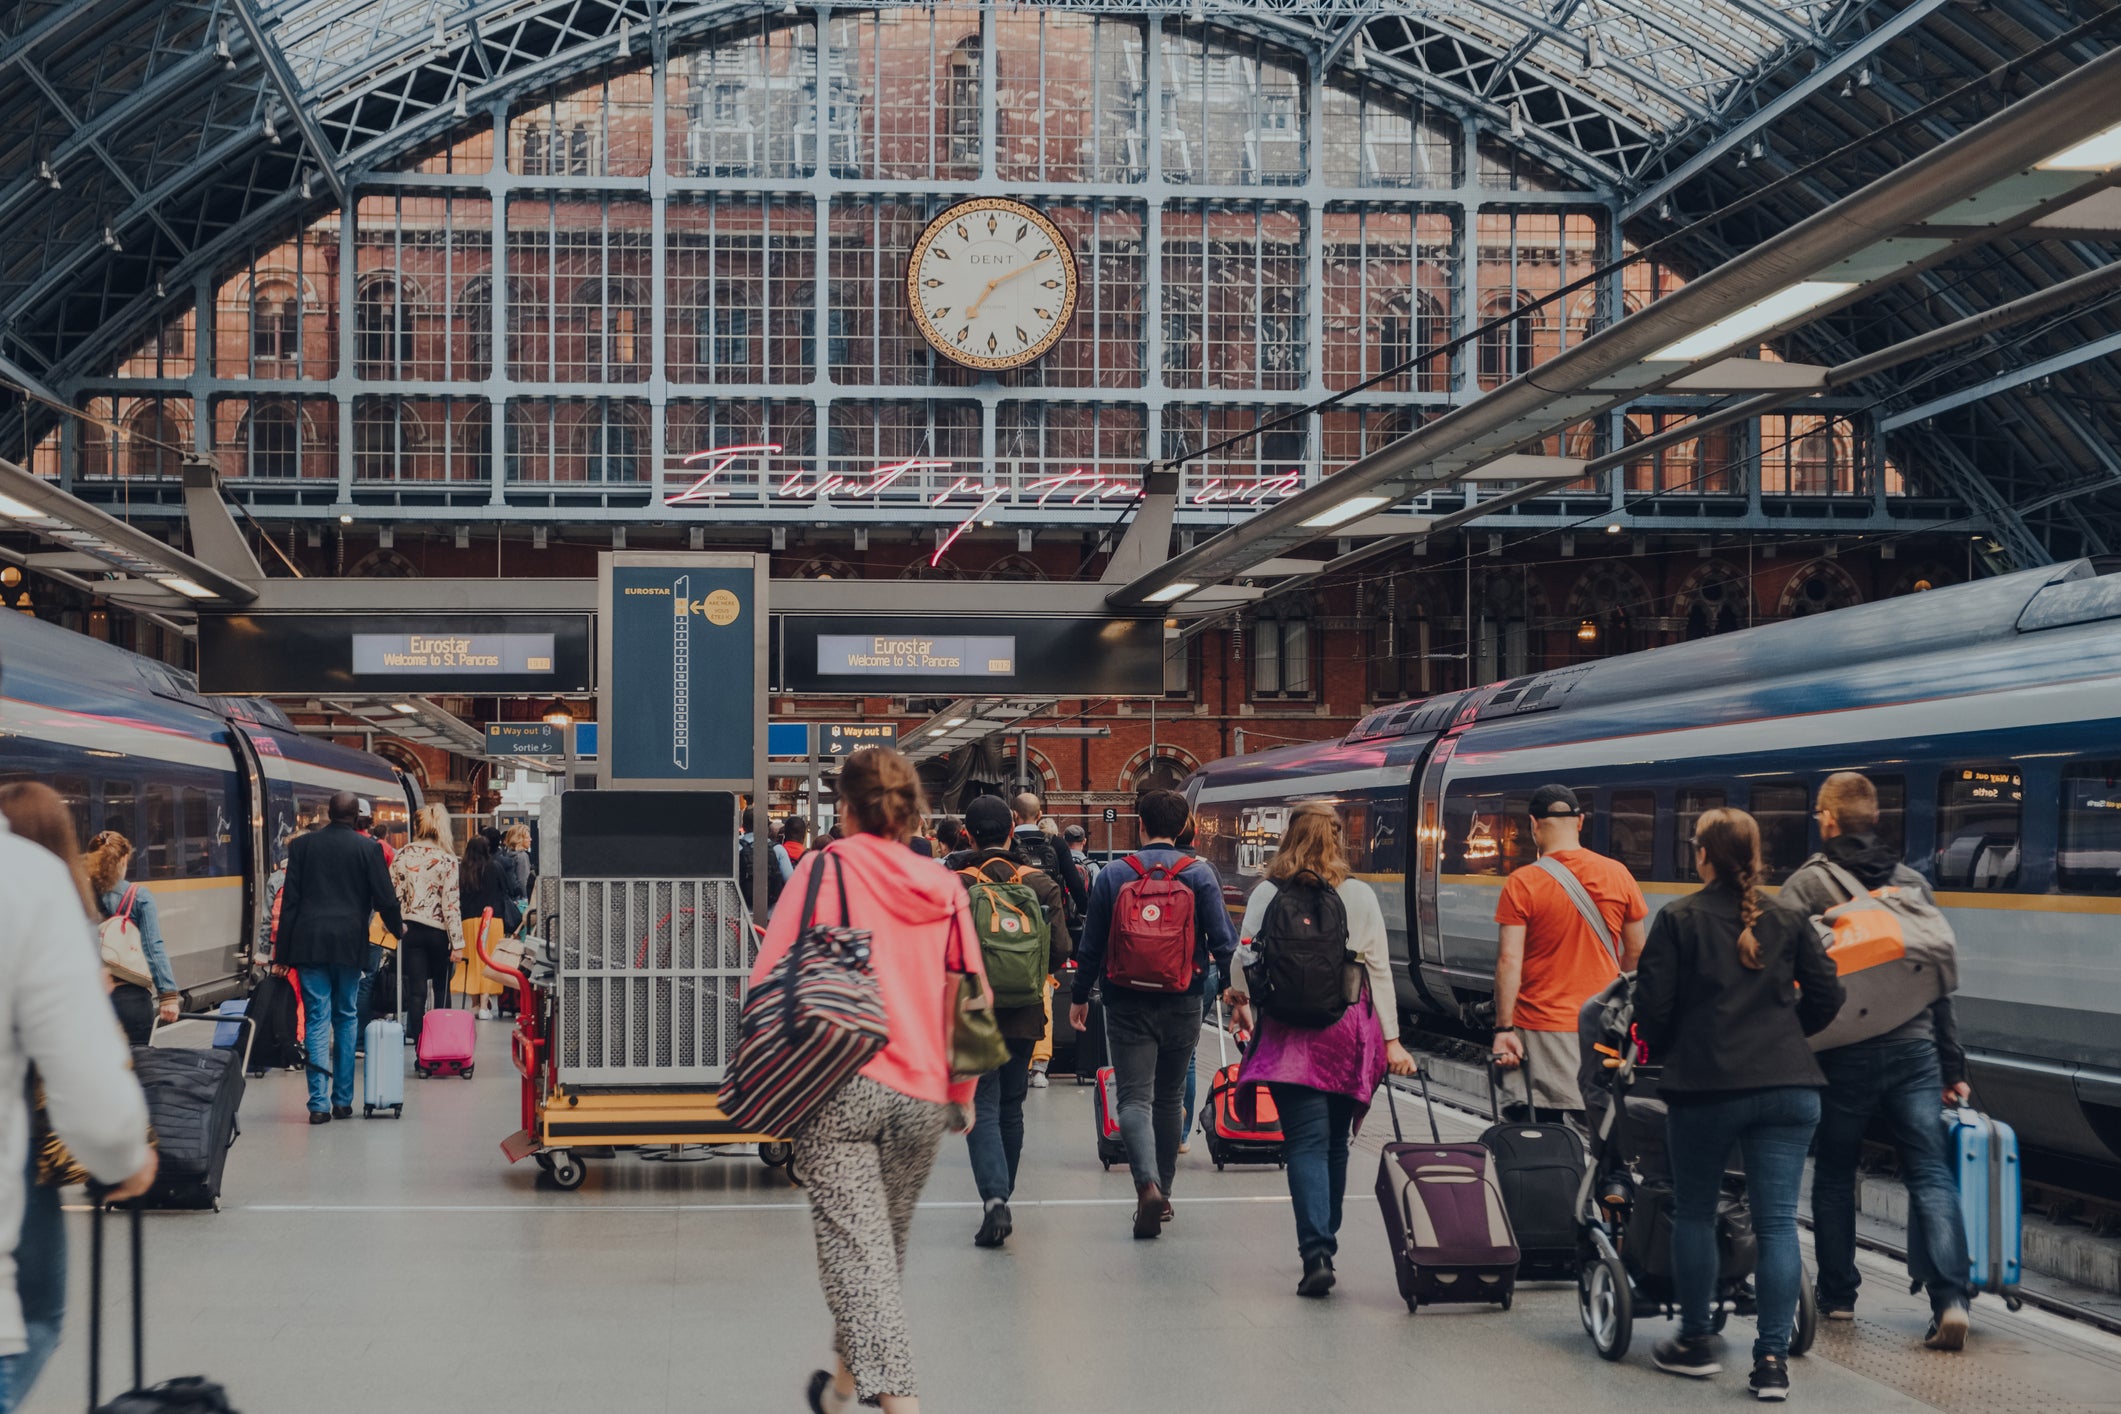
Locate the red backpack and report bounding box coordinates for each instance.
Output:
[1106,855,1199,993]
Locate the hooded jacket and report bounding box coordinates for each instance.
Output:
[1778,834,1965,1083]
[749,832,984,1108]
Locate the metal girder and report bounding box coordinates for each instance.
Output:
[0,352,60,406]
[0,46,222,232]
[1908,433,2052,568]
[1879,328,2121,432]
[1477,0,1581,101]
[1317,1,1383,70]
[1107,46,2121,607]
[0,455,260,602]
[12,57,192,256]
[228,0,350,206]
[1623,0,1952,217]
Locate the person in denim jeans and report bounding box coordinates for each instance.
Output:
[1069,790,1237,1240]
[1781,772,1973,1349]
[1635,808,1844,1402]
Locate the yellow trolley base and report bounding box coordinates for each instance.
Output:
[504,1088,794,1191]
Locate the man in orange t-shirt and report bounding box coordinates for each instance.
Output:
[1491,784,1648,1115]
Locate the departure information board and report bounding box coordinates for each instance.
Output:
[197,614,592,695]
[352,632,556,675]
[815,635,1014,677]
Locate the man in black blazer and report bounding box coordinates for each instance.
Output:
[276,792,403,1123]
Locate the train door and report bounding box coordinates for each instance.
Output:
[1412,736,1453,970]
[226,725,271,972]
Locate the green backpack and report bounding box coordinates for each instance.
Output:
[959,863,1051,1009]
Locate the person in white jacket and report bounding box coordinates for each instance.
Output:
[0,817,158,1412]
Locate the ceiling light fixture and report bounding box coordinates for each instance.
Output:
[1646,280,1855,362]
[944,717,968,727]
[154,273,165,298]
[1576,618,1599,642]
[1657,198,1672,221]
[102,226,121,251]
[151,576,216,600]
[1583,33,1604,72]
[541,699,574,727]
[37,160,57,189]
[262,109,278,143]
[1144,582,1200,604]
[1189,0,1205,24]
[1858,64,1873,88]
[300,169,313,199]
[782,0,799,14]
[432,16,448,50]
[929,727,949,737]
[2038,119,2121,172]
[1605,522,1623,535]
[1351,30,1369,72]
[454,82,469,119]
[391,702,418,714]
[339,512,355,525]
[217,25,235,68]
[1508,101,1525,139]
[1840,76,1854,99]
[0,493,40,520]
[1300,493,1391,528]
[617,19,631,58]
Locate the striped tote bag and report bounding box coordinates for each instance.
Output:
[722,848,890,1138]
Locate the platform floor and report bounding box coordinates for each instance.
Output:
[22,1021,2121,1414]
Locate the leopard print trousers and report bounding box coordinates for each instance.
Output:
[794,1075,950,1402]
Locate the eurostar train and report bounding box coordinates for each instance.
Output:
[0,608,415,1002]
[1187,559,2121,1163]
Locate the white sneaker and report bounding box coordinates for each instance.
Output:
[1028,1070,1049,1089]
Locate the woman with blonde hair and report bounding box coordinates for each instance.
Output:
[81,830,178,1045]
[1635,807,1844,1399]
[389,805,462,1043]
[1226,801,1416,1297]
[751,747,982,1414]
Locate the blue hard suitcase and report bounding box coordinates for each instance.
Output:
[211,999,247,1050]
[364,946,405,1118]
[1944,1107,2022,1308]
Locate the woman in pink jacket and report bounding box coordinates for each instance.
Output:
[750,747,982,1414]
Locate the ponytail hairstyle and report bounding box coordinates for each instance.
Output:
[84,829,134,897]
[1693,807,1767,969]
[839,746,926,842]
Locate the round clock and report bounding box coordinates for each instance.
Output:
[906,198,1079,371]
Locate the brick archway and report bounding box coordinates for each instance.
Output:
[1118,744,1203,795]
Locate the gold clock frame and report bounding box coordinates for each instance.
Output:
[904,197,1080,372]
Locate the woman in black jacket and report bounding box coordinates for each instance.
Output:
[1634,808,1844,1402]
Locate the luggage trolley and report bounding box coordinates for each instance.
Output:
[482,873,792,1191]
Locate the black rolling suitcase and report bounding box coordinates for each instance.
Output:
[132,1013,252,1212]
[1374,1070,1520,1312]
[1481,1053,1585,1279]
[89,1203,237,1412]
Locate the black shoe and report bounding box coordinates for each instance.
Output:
[1750,1354,1790,1400]
[974,1200,1012,1249]
[1923,1304,1969,1351]
[804,1369,832,1414]
[1652,1336,1722,1378]
[1297,1254,1336,1298]
[331,1106,353,1120]
[308,1110,332,1126]
[1133,1182,1164,1240]
[1820,1291,1855,1321]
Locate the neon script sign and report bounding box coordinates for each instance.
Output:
[665,444,1303,565]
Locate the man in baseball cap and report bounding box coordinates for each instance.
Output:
[1490,783,1647,1116]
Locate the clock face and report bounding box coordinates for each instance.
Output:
[906,198,1079,371]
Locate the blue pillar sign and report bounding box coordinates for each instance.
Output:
[597,552,768,792]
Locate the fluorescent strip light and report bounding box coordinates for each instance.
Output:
[2039,120,2121,172]
[391,703,418,714]
[1143,582,1199,604]
[0,493,41,519]
[943,717,968,727]
[1647,281,1855,363]
[928,727,949,737]
[151,575,216,600]
[1300,494,1391,529]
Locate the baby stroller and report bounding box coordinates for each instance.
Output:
[1573,976,1817,1361]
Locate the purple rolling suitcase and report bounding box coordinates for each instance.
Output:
[1374,1068,1521,1313]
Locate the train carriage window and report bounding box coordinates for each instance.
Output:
[1750,780,1810,884]
[180,787,216,878]
[1445,789,1534,877]
[54,775,90,848]
[1673,788,1725,881]
[2058,762,2121,894]
[1609,791,1656,879]
[1194,804,1240,880]
[100,781,136,845]
[142,784,176,881]
[1867,776,1907,863]
[1935,766,2022,891]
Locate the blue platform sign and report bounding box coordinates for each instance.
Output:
[768,722,812,759]
[574,721,598,758]
[597,554,765,789]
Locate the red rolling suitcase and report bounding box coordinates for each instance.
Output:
[1091,989,1128,1168]
[1374,1068,1520,1313]
[416,1006,476,1079]
[1199,1000,1284,1170]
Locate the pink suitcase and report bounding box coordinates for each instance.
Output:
[416,1008,476,1079]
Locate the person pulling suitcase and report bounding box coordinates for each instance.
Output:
[1224,802,1414,1296]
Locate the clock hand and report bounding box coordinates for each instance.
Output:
[963,254,1054,320]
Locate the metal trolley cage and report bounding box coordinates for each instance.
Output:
[484,806,793,1193]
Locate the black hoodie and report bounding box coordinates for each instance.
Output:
[1779,834,1965,1084]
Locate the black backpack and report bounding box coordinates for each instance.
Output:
[738,838,786,913]
[1247,872,1353,1029]
[244,973,307,1076]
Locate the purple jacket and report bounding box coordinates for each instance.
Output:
[1236,987,1389,1132]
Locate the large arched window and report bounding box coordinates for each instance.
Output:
[568,401,647,484]
[457,276,493,379]
[1477,293,1540,390]
[245,402,301,479]
[944,36,982,168]
[250,281,300,364]
[356,276,416,377]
